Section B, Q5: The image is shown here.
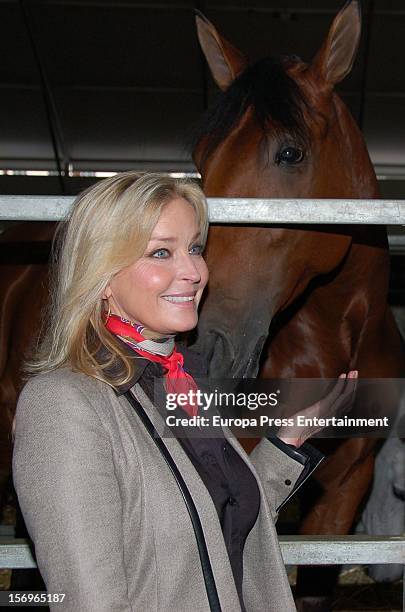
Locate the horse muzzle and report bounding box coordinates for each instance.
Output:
[197,329,267,379]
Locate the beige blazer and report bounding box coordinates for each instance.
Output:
[13,368,307,612]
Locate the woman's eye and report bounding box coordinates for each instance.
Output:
[189,244,203,255]
[275,146,304,165]
[151,248,170,259]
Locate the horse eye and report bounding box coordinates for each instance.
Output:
[276,146,304,165]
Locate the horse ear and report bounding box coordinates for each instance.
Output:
[195,10,247,91]
[310,0,361,87]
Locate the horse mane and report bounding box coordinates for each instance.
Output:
[193,56,312,167]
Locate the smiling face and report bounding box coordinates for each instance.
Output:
[104,197,209,336]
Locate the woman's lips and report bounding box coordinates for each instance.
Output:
[161,293,197,307]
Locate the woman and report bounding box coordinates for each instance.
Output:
[13,172,356,612]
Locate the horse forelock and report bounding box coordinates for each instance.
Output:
[192,55,314,169]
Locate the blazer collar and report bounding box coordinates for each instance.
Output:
[98,338,207,396]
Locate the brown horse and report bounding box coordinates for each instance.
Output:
[192,0,404,607]
[0,222,53,507]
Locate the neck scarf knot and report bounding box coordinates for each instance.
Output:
[105,314,198,417]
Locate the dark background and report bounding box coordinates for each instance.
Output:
[0,0,404,196]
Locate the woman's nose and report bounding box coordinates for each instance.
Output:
[178,253,201,282]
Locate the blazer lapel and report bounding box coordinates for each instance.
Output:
[129,384,243,612]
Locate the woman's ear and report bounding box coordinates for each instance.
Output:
[102,285,112,300]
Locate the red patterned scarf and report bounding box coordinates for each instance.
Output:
[105,314,199,417]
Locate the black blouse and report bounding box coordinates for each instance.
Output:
[179,431,260,610]
[113,344,261,611]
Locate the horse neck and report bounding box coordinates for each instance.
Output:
[296,96,392,349]
[311,94,388,288]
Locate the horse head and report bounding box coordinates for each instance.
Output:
[193,0,381,378]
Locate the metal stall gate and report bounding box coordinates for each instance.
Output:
[1,196,404,610]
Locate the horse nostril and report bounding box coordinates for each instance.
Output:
[206,331,234,378]
[393,484,405,501]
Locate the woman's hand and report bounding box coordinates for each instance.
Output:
[277,370,358,447]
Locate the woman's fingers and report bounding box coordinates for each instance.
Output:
[322,370,358,415]
[338,374,358,409]
[339,370,358,399]
[279,371,360,446]
[309,370,358,418]
[320,373,349,408]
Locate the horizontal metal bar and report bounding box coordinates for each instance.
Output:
[0,166,404,178]
[1,196,405,225]
[1,536,404,569]
[279,535,405,565]
[209,199,405,225]
[388,234,405,254]
[0,540,36,569]
[0,196,73,221]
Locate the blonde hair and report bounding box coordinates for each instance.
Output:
[26,172,209,387]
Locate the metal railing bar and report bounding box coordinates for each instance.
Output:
[1,536,404,569]
[1,196,405,225]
